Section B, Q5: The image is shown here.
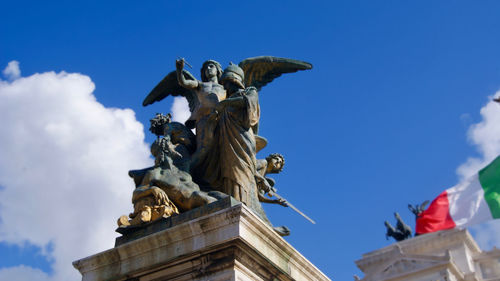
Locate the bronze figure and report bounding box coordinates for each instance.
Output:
[120,57,313,234]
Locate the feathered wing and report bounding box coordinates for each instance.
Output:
[142,70,198,112]
[420,200,430,211]
[238,56,312,91]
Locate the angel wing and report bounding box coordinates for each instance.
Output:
[238,56,312,91]
[142,70,198,113]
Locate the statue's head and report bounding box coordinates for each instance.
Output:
[265,153,285,174]
[200,60,223,82]
[220,63,245,90]
[149,113,171,137]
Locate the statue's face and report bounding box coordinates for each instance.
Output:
[204,63,218,79]
[223,78,243,94]
[268,156,284,173]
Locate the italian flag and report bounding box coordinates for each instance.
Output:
[416,156,500,234]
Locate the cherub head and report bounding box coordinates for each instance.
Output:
[265,153,285,174]
[200,60,223,82]
[149,113,171,137]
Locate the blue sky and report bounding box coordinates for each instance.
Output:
[2,1,500,280]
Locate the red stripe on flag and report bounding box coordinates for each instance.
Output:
[416,191,456,234]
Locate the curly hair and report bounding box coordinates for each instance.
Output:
[265,153,285,172]
[149,113,171,137]
[200,60,223,82]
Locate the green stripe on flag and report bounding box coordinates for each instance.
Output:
[479,156,500,218]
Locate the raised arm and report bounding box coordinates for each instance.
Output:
[176,59,199,89]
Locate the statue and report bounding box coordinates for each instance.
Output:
[142,59,225,131]
[143,59,225,170]
[408,200,429,219]
[120,56,313,234]
[198,64,261,202]
[408,200,429,236]
[255,153,291,236]
[175,59,225,129]
[256,153,287,206]
[384,212,412,242]
[118,114,219,227]
[383,200,429,242]
[117,186,178,227]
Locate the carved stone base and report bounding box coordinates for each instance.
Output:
[355,228,500,281]
[73,198,331,281]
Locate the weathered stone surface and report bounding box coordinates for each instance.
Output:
[115,197,240,246]
[356,228,500,281]
[74,200,330,281]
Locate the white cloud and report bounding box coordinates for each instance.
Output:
[456,91,500,250]
[2,60,21,80]
[170,96,190,123]
[0,61,152,280]
[469,220,500,250]
[0,265,51,281]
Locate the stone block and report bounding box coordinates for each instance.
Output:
[73,199,331,281]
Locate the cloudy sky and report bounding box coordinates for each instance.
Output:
[2,1,500,280]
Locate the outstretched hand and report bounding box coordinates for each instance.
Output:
[176,59,184,70]
[275,198,288,207]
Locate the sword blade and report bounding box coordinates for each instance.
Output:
[271,192,316,224]
[286,201,316,224]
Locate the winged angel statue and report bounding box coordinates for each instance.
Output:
[122,56,312,236]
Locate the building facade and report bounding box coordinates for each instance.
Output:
[355,229,500,281]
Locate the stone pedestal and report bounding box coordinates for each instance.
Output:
[73,198,331,281]
[355,228,500,281]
